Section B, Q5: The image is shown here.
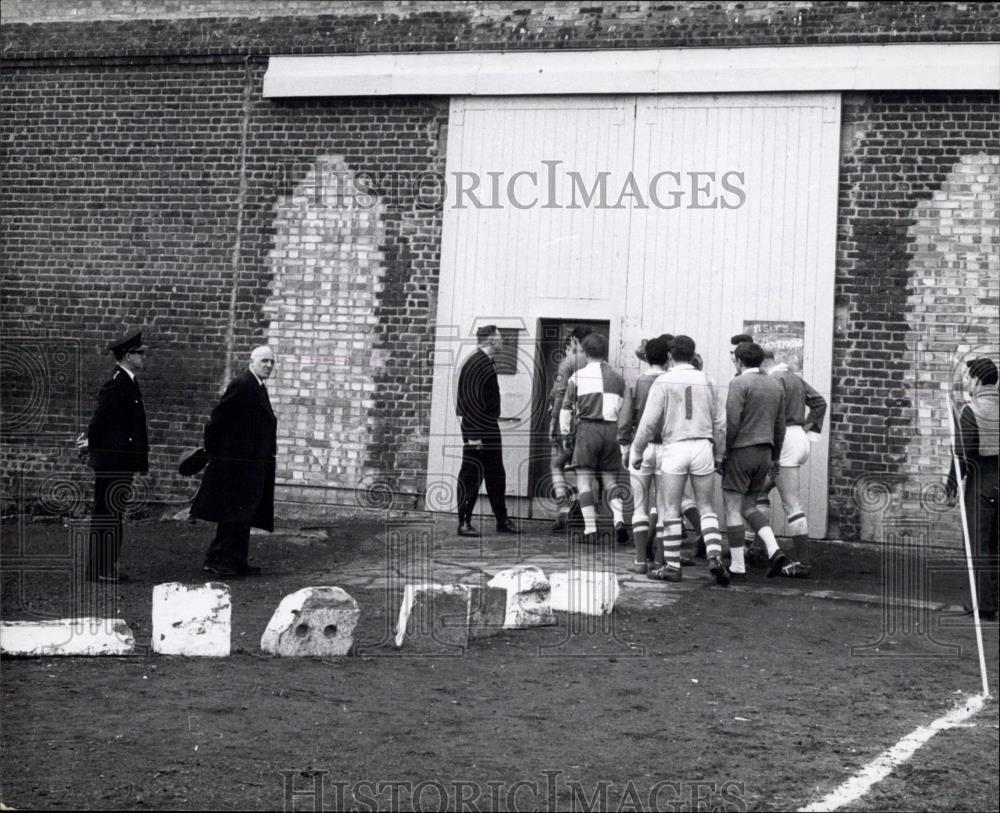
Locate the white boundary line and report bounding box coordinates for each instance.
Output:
[798,693,990,812]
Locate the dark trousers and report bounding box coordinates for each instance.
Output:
[205,522,252,569]
[457,439,508,527]
[86,472,133,580]
[966,487,999,615]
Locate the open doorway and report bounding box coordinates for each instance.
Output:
[528,318,610,510]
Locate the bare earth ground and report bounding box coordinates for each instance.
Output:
[1,513,998,812]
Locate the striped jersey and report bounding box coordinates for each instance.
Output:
[560,360,625,433]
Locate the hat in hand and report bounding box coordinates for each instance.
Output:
[178,446,209,476]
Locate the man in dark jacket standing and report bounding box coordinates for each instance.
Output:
[948,357,999,621]
[455,325,517,536]
[84,331,150,582]
[192,345,277,576]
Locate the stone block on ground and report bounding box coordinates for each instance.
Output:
[549,570,620,616]
[261,587,359,656]
[467,585,508,640]
[152,582,231,657]
[487,566,557,629]
[0,618,134,657]
[394,583,472,653]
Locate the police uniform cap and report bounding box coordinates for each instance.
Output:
[107,331,149,356]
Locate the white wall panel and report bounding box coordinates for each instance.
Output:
[428,93,840,536]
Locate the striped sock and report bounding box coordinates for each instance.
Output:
[662,519,683,570]
[727,525,746,573]
[652,515,665,565]
[579,490,597,534]
[701,513,722,558]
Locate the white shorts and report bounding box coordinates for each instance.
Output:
[779,425,811,467]
[659,438,715,477]
[630,442,661,476]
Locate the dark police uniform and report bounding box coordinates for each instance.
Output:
[86,332,149,581]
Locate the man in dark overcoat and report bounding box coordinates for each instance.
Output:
[84,330,150,582]
[455,325,517,537]
[192,345,277,576]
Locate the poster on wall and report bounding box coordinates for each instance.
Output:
[744,320,805,371]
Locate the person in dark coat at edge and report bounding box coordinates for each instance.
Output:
[455,325,518,537]
[947,356,999,621]
[192,345,277,577]
[82,331,150,582]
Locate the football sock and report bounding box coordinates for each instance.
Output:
[701,512,722,558]
[727,525,746,573]
[662,519,683,570]
[579,490,597,534]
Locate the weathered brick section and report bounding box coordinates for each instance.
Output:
[4,1,999,62]
[829,92,1000,543]
[0,60,448,515]
[262,156,387,507]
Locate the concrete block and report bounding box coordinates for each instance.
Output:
[487,566,557,629]
[261,587,359,657]
[549,570,620,616]
[467,585,508,640]
[0,618,134,657]
[394,583,471,653]
[152,582,231,657]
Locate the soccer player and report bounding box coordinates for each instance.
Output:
[617,336,670,572]
[631,335,726,583]
[721,341,788,583]
[549,326,592,532]
[759,348,827,575]
[560,333,627,545]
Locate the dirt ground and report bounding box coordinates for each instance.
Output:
[1,513,998,812]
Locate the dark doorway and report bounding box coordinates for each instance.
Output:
[528,318,610,501]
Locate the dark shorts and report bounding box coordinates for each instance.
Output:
[571,421,621,472]
[722,444,773,495]
[550,436,573,468]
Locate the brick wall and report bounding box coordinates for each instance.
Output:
[3,3,999,540]
[829,92,1000,542]
[0,60,448,518]
[4,2,999,61]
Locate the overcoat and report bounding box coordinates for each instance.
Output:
[191,370,277,531]
[88,367,149,474]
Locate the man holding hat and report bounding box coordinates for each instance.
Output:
[948,356,999,621]
[83,330,149,582]
[191,345,278,576]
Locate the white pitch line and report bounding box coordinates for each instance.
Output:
[798,693,989,812]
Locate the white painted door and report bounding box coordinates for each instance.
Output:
[427,93,840,536]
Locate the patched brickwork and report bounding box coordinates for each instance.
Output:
[830,93,1000,543]
[262,156,387,506]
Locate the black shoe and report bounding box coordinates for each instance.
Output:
[729,571,748,583]
[495,521,519,534]
[203,563,240,577]
[647,564,683,583]
[551,512,569,533]
[614,521,631,546]
[767,551,789,578]
[781,560,811,579]
[708,555,731,587]
[580,532,598,546]
[457,522,479,537]
[680,554,695,567]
